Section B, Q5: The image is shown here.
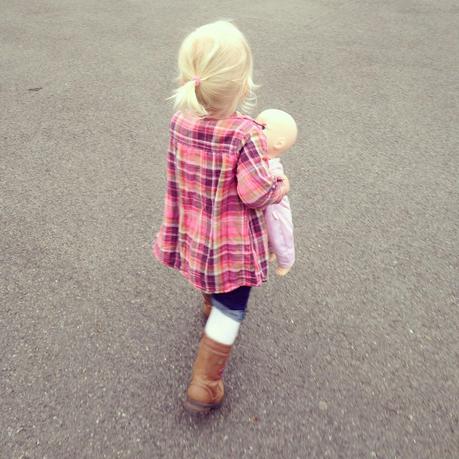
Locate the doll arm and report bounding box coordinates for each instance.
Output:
[237,128,288,209]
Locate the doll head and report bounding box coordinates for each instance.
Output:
[256,109,298,159]
[170,20,258,118]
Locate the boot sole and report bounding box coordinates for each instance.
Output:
[183,397,223,414]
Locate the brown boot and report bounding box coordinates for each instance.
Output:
[202,293,212,319]
[183,334,232,413]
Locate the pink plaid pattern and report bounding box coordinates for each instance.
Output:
[153,111,287,293]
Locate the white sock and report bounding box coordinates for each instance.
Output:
[205,307,241,346]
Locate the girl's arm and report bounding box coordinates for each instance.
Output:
[236,129,289,209]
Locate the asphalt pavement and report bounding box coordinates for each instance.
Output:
[1,0,458,457]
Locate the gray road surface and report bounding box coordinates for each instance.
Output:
[1,0,458,457]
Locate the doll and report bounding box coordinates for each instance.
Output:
[256,109,297,276]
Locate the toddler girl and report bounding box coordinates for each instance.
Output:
[153,20,290,413]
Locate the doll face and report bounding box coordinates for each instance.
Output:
[257,109,297,158]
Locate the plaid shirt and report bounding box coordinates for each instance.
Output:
[153,111,287,293]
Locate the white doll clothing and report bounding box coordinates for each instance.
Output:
[265,158,295,270]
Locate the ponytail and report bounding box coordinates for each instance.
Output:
[169,79,208,117]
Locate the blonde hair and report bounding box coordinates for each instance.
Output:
[170,20,258,117]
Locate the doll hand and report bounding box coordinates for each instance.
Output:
[276,266,291,276]
[269,253,277,263]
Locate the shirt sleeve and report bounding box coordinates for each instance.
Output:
[236,128,287,209]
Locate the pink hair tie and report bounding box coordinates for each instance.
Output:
[191,76,201,87]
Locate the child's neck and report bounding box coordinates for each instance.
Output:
[206,109,237,120]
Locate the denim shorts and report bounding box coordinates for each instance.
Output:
[211,286,251,322]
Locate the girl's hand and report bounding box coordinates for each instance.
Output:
[278,174,290,195]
